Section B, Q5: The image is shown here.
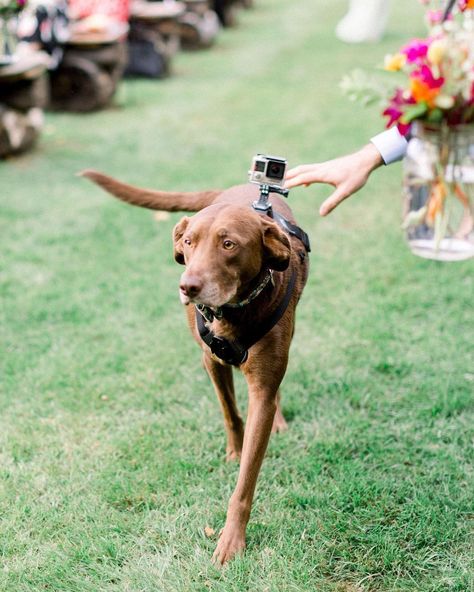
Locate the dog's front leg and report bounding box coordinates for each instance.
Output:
[203,353,244,461]
[212,357,286,565]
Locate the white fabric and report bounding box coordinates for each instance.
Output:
[370,126,408,165]
[336,0,391,44]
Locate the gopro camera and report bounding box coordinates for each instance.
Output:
[248,154,287,188]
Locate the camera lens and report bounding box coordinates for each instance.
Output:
[267,160,285,180]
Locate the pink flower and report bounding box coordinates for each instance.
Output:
[383,105,403,127]
[382,88,415,134]
[426,9,444,24]
[412,65,444,90]
[397,122,412,136]
[401,38,430,64]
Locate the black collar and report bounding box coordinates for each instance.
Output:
[196,268,274,324]
[195,269,297,366]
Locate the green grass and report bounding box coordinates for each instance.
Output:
[1,0,473,590]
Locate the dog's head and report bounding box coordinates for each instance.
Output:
[173,203,291,307]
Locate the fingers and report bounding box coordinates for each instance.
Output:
[285,164,315,180]
[285,164,349,216]
[319,186,350,216]
[284,164,332,190]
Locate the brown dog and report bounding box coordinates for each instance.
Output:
[81,171,310,564]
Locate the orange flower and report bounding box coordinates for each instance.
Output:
[426,180,447,226]
[410,77,441,107]
[454,184,469,207]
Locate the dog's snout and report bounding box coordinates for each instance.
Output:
[180,276,203,299]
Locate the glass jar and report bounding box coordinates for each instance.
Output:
[402,122,474,261]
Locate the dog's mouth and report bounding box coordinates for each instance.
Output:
[179,289,192,306]
[179,286,237,309]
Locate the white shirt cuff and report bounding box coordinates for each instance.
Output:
[370,127,408,165]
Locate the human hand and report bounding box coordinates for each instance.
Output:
[285,143,384,216]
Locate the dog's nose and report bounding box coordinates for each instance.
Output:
[180,277,203,299]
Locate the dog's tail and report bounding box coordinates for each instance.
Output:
[80,170,221,212]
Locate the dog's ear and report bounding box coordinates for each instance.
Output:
[173,217,190,265]
[261,219,291,271]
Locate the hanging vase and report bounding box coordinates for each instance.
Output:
[402,122,474,261]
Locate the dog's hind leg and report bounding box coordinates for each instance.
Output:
[272,390,288,434]
[203,354,244,462]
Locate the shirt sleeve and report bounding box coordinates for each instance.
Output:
[370,127,408,165]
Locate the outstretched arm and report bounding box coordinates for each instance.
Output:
[285,127,408,216]
[285,143,383,216]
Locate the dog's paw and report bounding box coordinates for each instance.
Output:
[225,448,242,462]
[225,426,244,462]
[271,411,288,434]
[212,526,246,565]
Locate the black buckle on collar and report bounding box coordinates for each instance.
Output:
[207,335,248,366]
[196,309,249,366]
[195,268,297,366]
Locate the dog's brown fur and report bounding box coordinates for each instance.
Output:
[81,171,309,564]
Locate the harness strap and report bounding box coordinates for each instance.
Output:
[196,269,297,366]
[272,211,311,253]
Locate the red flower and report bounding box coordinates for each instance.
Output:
[383,89,415,134]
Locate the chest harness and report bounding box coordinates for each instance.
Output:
[195,184,311,366]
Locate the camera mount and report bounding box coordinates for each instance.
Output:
[252,183,289,215]
[247,153,311,253]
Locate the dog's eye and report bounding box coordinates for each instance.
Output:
[184,238,192,246]
[223,240,235,250]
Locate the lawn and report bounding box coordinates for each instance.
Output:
[1,0,473,590]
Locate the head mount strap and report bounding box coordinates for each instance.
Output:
[252,185,311,254]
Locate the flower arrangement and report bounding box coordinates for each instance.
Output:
[341,1,474,260]
[0,0,27,18]
[383,0,474,134]
[385,2,474,259]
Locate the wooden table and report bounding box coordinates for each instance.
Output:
[179,0,220,49]
[127,1,185,76]
[49,24,128,112]
[211,0,241,27]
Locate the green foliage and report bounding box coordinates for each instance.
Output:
[340,69,390,107]
[401,101,429,124]
[1,0,473,590]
